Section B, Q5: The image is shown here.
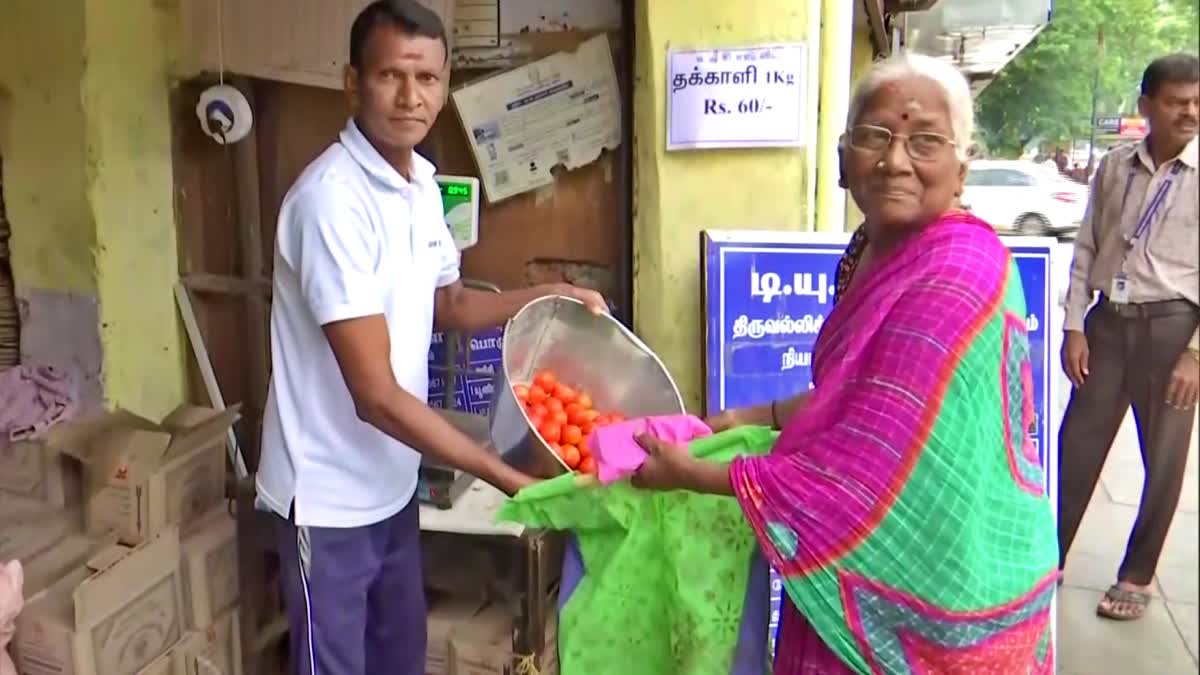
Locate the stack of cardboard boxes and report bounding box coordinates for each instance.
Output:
[425,595,558,675]
[0,404,242,675]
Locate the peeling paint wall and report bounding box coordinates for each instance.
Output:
[0,0,186,418]
[631,0,819,412]
[82,0,187,418]
[0,0,96,294]
[0,0,104,406]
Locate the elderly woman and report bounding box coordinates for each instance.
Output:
[632,53,1059,673]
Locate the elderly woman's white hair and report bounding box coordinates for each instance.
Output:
[844,52,976,161]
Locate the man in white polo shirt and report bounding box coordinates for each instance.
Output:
[256,3,605,673]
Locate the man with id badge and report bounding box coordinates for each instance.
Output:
[1057,54,1199,622]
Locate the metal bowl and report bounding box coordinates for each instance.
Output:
[488,295,686,477]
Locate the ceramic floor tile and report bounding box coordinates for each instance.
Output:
[1055,586,1195,674]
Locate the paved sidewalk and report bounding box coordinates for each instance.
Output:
[1055,409,1199,674]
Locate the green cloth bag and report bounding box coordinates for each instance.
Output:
[497,426,778,675]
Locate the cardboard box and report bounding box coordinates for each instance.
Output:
[174,608,241,675]
[14,528,186,675]
[0,433,79,506]
[447,606,559,675]
[57,405,239,545]
[0,497,79,564]
[180,507,238,629]
[21,533,112,600]
[448,605,512,675]
[134,646,176,675]
[425,596,488,675]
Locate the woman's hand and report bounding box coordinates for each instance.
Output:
[630,433,735,496]
[630,433,696,491]
[704,409,750,433]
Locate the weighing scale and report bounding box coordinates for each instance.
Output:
[418,176,488,509]
[435,174,481,251]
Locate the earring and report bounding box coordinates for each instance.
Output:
[876,160,886,169]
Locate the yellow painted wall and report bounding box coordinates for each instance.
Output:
[845,25,878,230]
[0,0,97,293]
[82,0,187,417]
[632,0,866,412]
[0,0,187,418]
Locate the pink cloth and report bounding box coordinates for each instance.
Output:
[0,365,77,442]
[0,560,22,675]
[588,414,712,484]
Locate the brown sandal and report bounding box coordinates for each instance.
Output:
[1096,584,1151,621]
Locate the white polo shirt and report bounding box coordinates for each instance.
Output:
[256,119,459,528]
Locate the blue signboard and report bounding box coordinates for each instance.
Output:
[427,327,504,416]
[701,230,1058,658]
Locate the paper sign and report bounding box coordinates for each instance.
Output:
[451,34,622,203]
[667,43,807,150]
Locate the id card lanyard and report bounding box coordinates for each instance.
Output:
[1111,160,1184,303]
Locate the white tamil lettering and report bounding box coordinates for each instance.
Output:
[731,314,826,339]
[750,270,832,305]
[470,336,501,352]
[793,272,831,305]
[750,270,784,302]
[780,347,811,371]
[1026,314,1040,332]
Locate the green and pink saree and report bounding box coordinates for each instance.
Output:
[732,211,1059,673]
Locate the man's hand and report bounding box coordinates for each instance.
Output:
[1062,330,1090,388]
[323,315,536,496]
[551,283,609,315]
[1166,349,1200,411]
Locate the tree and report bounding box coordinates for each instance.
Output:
[976,0,1200,157]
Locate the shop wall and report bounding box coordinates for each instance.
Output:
[82,0,188,418]
[0,0,103,406]
[630,0,823,412]
[0,0,187,417]
[845,25,878,231]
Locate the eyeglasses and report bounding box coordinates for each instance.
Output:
[843,124,957,161]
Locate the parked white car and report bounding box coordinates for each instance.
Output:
[962,160,1089,238]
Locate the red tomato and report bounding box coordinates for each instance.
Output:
[529,403,549,420]
[534,370,557,391]
[562,424,582,446]
[594,415,612,427]
[608,412,625,423]
[553,384,577,404]
[578,456,596,474]
[561,445,581,469]
[549,442,563,455]
[579,435,592,457]
[545,398,564,414]
[576,393,593,411]
[528,385,549,405]
[564,402,582,418]
[551,410,569,426]
[576,409,599,427]
[513,384,529,400]
[539,422,562,445]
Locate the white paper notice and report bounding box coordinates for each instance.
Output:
[666,43,808,151]
[451,33,622,203]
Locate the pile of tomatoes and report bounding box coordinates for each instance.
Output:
[512,370,625,474]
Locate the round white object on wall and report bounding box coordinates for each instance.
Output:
[195,84,253,145]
